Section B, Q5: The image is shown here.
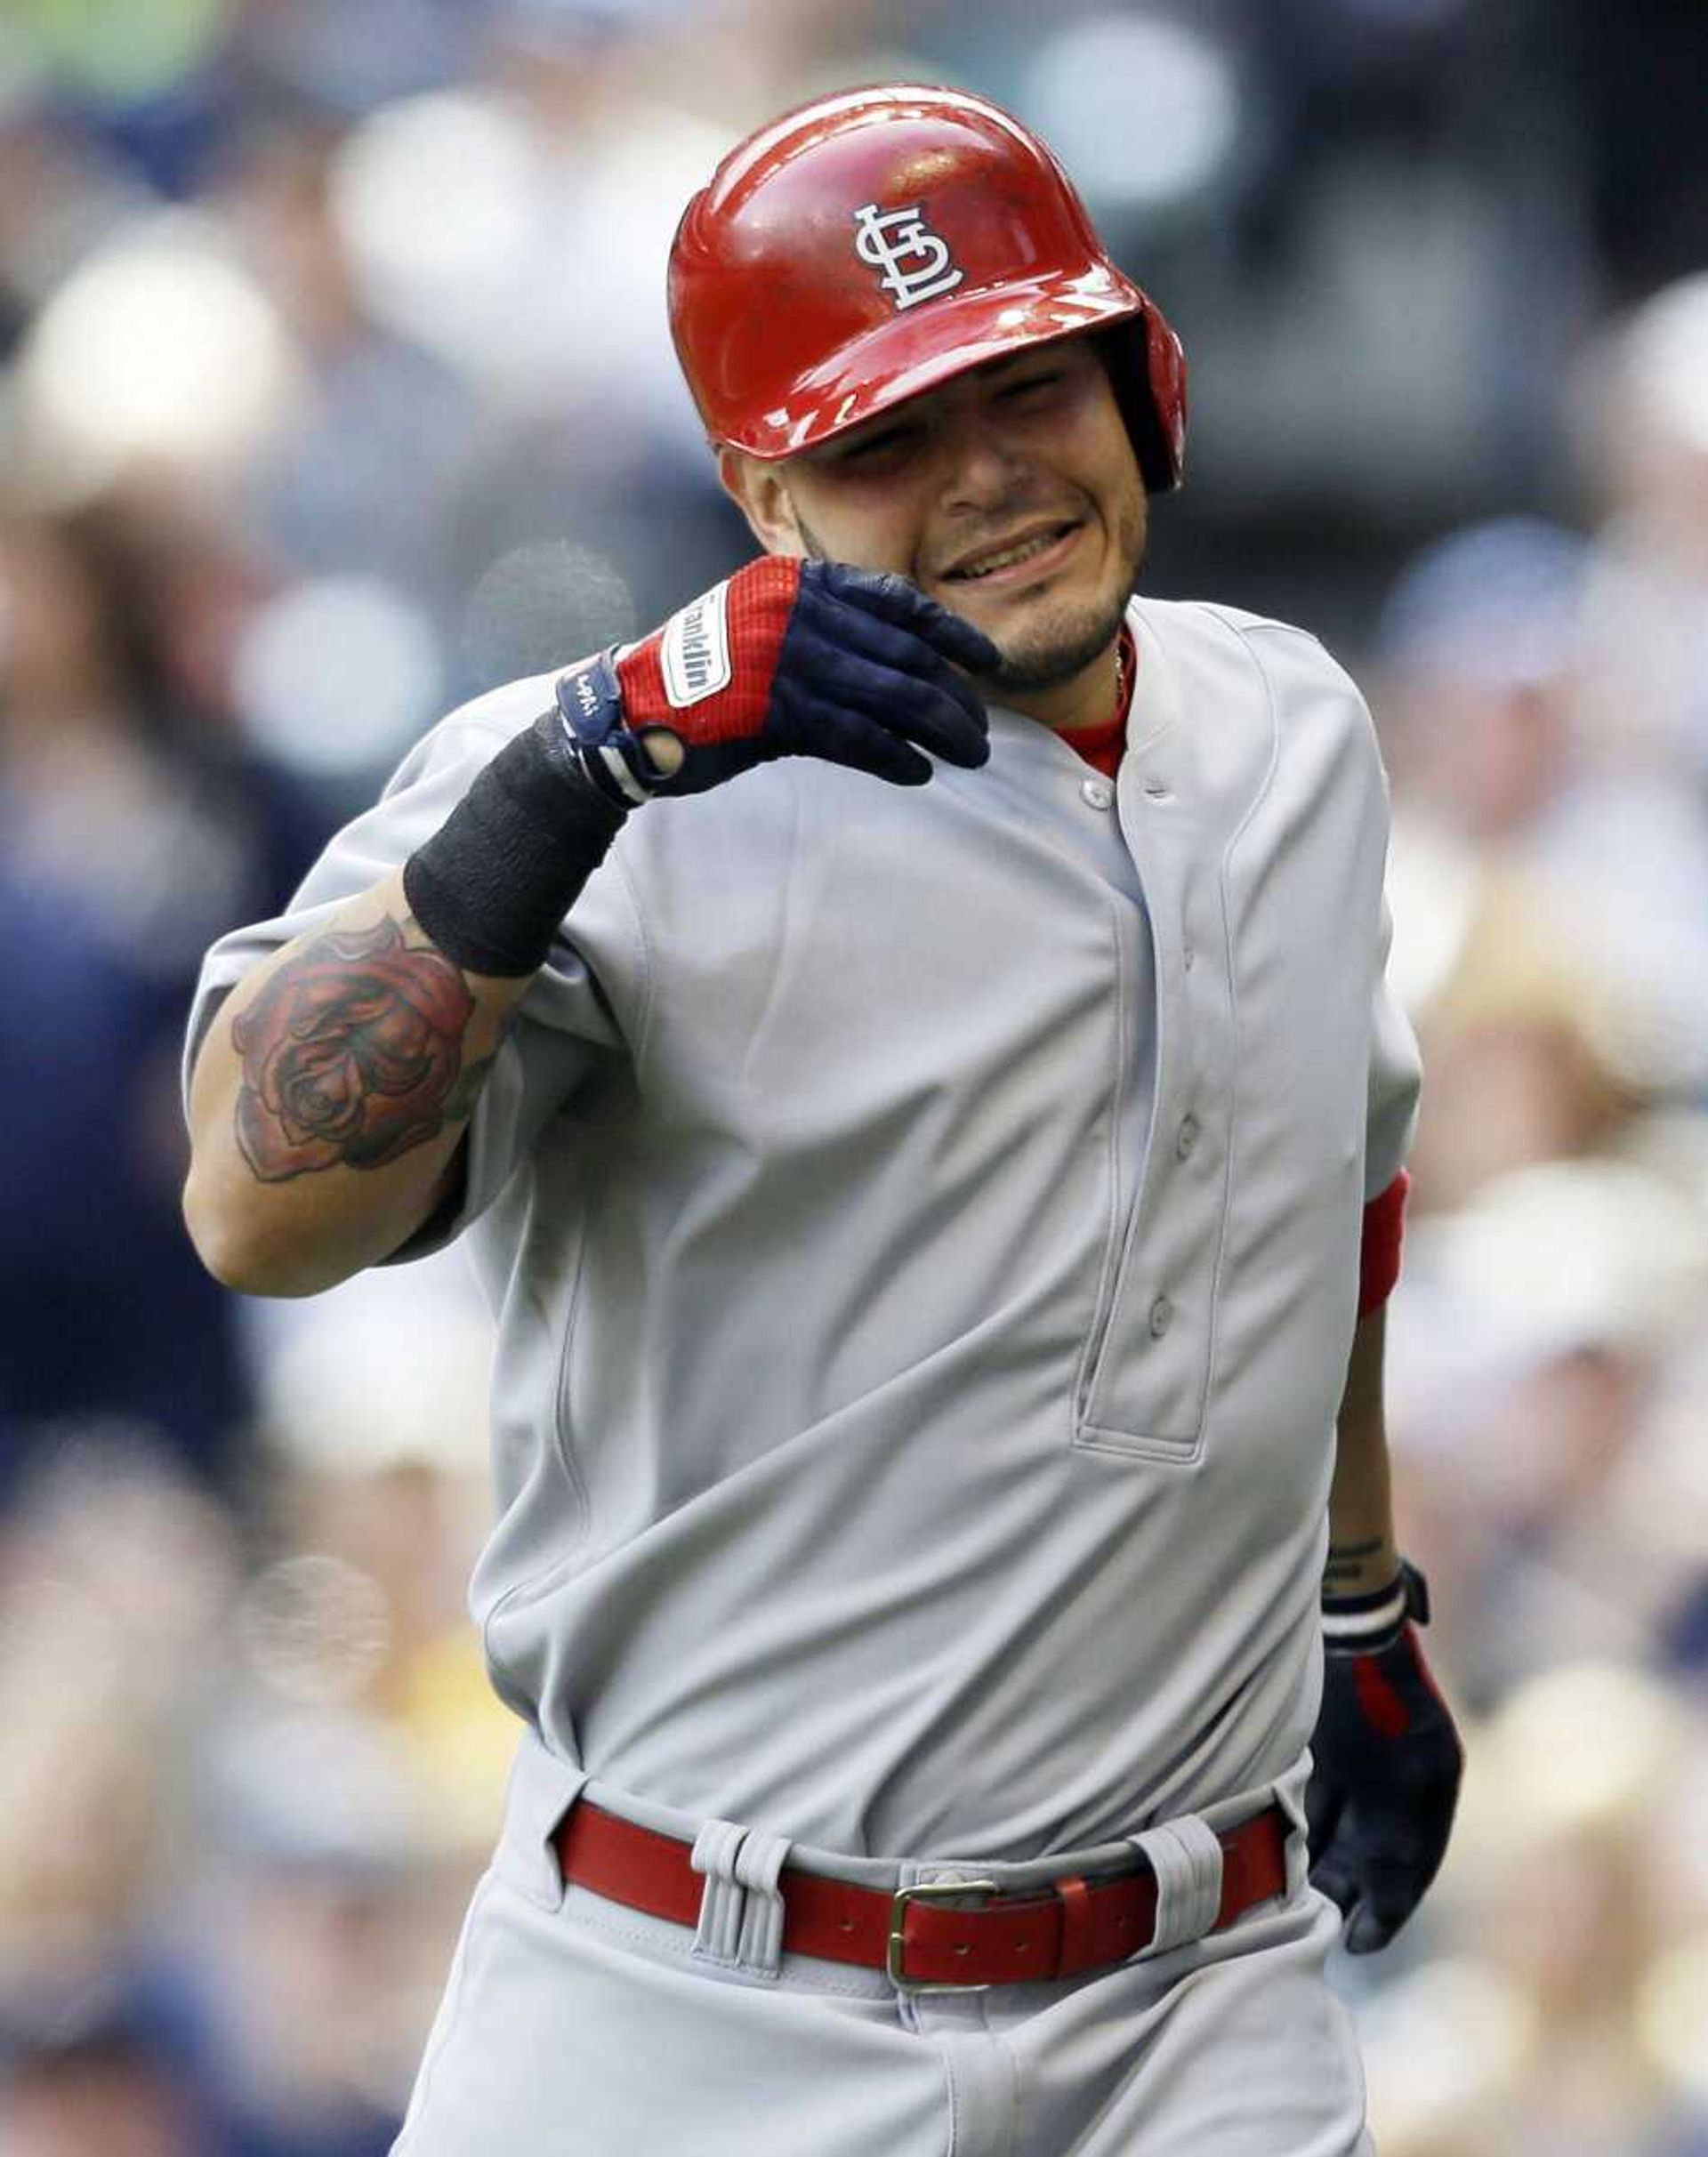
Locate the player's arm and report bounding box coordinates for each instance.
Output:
[1307,1282,1463,1954]
[183,869,531,1296]
[185,557,995,1299]
[1321,1168,1408,1590]
[1323,1301,1399,1595]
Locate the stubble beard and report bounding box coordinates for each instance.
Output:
[979,583,1137,694]
[960,510,1145,694]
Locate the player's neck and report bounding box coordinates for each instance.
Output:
[1007,632,1130,738]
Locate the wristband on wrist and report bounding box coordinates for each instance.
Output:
[401,708,629,978]
[1321,1559,1430,1654]
[554,651,675,807]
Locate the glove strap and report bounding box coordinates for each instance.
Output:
[555,653,673,807]
[1321,1560,1430,1654]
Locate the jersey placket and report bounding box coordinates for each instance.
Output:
[1074,611,1237,1464]
[996,712,1163,1461]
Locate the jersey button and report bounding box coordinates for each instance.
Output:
[1079,777,1114,810]
[1148,1295,1173,1339]
[1175,1115,1199,1160]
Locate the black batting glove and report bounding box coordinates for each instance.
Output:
[1307,1563,1463,1955]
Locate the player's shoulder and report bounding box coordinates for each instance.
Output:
[1131,594,1358,686]
[1130,595,1388,815]
[1131,594,1375,736]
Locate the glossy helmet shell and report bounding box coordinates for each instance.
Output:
[668,83,1187,491]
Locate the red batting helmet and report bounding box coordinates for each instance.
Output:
[668,84,1188,492]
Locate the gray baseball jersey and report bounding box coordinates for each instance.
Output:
[186,592,1420,1865]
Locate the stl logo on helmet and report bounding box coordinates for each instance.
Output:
[851,202,964,311]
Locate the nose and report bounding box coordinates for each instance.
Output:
[939,415,1027,512]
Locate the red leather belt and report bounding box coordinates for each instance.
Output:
[553,1800,1289,1990]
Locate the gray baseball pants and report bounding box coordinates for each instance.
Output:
[393,1739,1373,2156]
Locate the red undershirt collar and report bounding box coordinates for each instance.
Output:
[1057,625,1137,778]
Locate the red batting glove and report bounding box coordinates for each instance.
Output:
[556,558,998,803]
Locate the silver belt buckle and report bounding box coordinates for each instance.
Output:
[887,1877,999,1993]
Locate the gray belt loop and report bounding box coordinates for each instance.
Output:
[690,1817,793,1979]
[1126,1815,1225,1957]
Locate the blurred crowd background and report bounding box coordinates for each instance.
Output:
[1,0,1705,2150]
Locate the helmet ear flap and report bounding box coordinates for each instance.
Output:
[1098,312,1187,495]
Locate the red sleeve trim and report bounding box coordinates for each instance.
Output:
[1358,1171,1410,1317]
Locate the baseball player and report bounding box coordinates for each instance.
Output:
[183,85,1462,2155]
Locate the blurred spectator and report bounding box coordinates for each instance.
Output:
[0,2023,207,2157]
[0,1396,497,2151]
[218,109,484,604]
[165,1709,442,2155]
[1398,871,1642,1212]
[1575,271,1708,790]
[1375,504,1708,1136]
[1359,1663,1708,2155]
[1374,517,1589,849]
[1387,1154,1708,1697]
[0,509,326,1498]
[313,0,753,688]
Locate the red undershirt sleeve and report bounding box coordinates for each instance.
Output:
[1358,1171,1409,1317]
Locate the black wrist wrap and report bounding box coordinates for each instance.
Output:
[402,712,628,977]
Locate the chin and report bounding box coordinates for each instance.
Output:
[979,589,1132,695]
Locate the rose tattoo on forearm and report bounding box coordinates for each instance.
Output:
[231,917,480,1180]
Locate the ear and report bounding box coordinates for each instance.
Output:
[718,447,806,558]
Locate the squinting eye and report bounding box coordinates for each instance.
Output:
[1002,371,1064,400]
[842,426,916,463]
